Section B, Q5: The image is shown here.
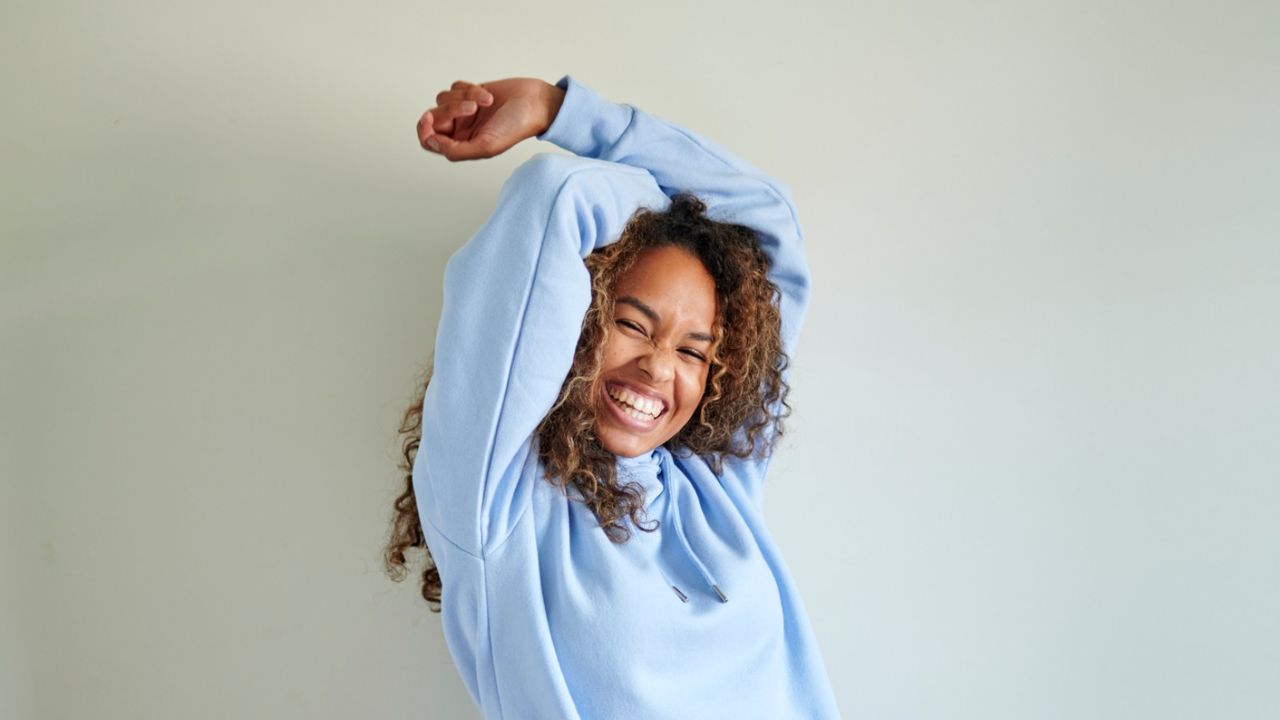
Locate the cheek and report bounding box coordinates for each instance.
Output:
[599,334,630,370]
[675,365,710,413]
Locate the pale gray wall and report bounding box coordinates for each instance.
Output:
[2,1,1277,718]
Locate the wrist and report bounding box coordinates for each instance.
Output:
[538,81,566,136]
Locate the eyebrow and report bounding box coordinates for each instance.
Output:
[616,295,714,343]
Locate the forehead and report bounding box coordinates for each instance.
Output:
[614,246,717,323]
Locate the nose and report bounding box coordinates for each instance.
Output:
[637,346,675,384]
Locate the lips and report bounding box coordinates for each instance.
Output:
[602,381,668,430]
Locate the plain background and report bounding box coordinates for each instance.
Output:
[2,0,1277,718]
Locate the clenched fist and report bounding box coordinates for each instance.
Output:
[416,78,566,162]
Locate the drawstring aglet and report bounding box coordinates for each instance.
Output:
[671,585,689,603]
[712,585,728,603]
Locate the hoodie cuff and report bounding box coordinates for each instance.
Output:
[537,75,635,159]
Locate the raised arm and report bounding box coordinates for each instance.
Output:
[418,76,811,508]
[413,154,667,557]
[419,77,810,357]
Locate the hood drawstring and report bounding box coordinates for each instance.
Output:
[656,449,728,605]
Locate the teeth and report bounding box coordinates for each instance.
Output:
[608,385,663,420]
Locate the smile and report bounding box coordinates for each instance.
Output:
[604,382,667,427]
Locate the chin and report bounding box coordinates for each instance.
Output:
[595,423,657,458]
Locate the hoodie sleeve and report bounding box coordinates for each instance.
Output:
[414,153,667,557]
[539,76,812,508]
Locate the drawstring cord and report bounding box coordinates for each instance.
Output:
[657,449,728,604]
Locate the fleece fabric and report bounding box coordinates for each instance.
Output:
[412,75,840,720]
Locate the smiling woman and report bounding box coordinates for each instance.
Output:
[384,75,839,719]
[597,245,718,457]
[533,194,793,541]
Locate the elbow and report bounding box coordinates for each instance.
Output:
[503,153,597,200]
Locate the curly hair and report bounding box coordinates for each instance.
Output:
[384,193,791,610]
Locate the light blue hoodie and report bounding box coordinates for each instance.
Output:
[412,75,840,719]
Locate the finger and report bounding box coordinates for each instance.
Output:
[435,85,493,107]
[416,111,439,150]
[430,132,506,162]
[419,99,479,133]
[450,80,493,104]
[437,99,479,118]
[416,108,464,150]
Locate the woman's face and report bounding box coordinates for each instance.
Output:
[594,245,718,458]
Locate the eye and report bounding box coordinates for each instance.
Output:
[615,319,647,336]
[679,348,707,362]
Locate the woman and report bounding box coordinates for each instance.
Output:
[385,75,840,719]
